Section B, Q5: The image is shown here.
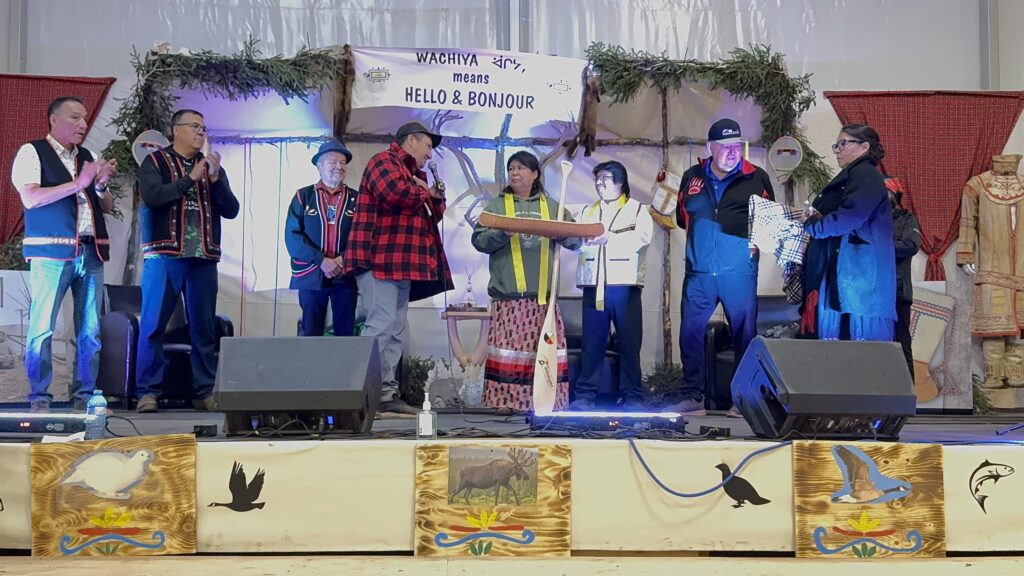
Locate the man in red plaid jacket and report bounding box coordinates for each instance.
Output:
[344,122,453,414]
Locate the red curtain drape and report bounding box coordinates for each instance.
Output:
[0,74,116,243]
[824,91,1024,280]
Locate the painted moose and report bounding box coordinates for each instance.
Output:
[451,447,536,505]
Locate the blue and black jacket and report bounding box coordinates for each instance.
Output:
[676,158,775,275]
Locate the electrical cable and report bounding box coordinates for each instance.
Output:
[628,437,792,498]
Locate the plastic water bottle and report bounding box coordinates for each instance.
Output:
[84,390,108,440]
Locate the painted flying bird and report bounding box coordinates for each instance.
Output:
[209,461,266,512]
[715,463,771,508]
[830,445,911,504]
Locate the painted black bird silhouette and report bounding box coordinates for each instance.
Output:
[715,463,770,508]
[209,461,266,512]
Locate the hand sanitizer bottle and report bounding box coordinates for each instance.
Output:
[417,392,438,439]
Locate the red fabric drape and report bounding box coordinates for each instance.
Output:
[0,74,116,243]
[824,91,1024,280]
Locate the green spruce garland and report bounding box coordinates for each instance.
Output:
[586,42,832,194]
[103,38,341,183]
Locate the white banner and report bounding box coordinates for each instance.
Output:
[352,47,586,120]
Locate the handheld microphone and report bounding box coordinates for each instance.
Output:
[427,161,446,193]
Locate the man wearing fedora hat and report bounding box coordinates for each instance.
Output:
[343,122,453,415]
[285,139,360,337]
[671,118,774,417]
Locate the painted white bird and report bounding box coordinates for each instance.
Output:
[61,449,155,500]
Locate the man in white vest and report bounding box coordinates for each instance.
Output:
[570,161,653,411]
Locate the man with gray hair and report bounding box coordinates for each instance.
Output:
[285,140,360,337]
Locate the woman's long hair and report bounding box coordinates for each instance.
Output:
[841,123,885,165]
[503,151,544,196]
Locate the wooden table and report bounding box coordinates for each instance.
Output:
[440,307,491,369]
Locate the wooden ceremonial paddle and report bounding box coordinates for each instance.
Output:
[477,212,604,238]
[532,160,573,415]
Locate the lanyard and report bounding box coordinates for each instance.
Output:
[587,195,627,310]
[505,193,551,304]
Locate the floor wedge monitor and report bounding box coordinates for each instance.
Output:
[731,337,916,440]
[216,336,381,436]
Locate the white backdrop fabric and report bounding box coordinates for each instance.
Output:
[7,0,1022,375]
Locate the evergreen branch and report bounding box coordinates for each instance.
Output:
[106,38,341,184]
[586,42,830,192]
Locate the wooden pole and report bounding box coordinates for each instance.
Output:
[660,89,673,366]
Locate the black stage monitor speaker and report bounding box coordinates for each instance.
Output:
[216,336,381,436]
[731,337,916,440]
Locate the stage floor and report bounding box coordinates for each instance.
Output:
[3,406,1022,444]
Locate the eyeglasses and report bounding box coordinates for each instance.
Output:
[175,122,207,134]
[832,139,864,152]
[321,160,348,168]
[594,173,615,182]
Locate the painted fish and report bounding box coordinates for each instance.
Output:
[969,459,1014,513]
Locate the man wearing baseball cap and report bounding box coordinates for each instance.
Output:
[343,122,453,415]
[670,118,774,417]
[285,139,360,338]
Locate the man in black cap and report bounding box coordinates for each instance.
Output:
[285,139,360,337]
[343,122,453,415]
[669,118,774,416]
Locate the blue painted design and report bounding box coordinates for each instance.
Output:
[830,445,912,504]
[434,529,536,548]
[59,531,167,556]
[812,527,923,555]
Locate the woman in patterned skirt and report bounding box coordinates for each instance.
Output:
[471,151,582,414]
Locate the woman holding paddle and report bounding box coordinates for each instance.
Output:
[472,151,582,415]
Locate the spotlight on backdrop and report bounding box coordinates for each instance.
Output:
[730,337,916,440]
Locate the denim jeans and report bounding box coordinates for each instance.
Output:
[136,257,219,399]
[355,271,409,402]
[25,249,104,403]
[298,280,358,337]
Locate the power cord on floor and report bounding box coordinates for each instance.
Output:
[104,414,143,437]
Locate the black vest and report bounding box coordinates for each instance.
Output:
[22,140,110,261]
[140,148,224,260]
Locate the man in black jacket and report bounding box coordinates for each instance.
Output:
[670,119,774,416]
[887,177,920,382]
[135,109,239,412]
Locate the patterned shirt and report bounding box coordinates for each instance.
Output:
[178,156,205,258]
